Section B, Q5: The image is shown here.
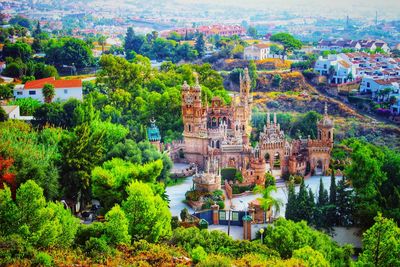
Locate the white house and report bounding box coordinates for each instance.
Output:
[0,105,33,120]
[244,44,271,60]
[14,77,83,103]
[360,77,400,100]
[314,54,356,84]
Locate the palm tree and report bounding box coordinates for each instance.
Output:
[98,35,107,53]
[253,184,283,223]
[42,83,55,103]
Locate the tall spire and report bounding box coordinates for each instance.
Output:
[324,102,328,115]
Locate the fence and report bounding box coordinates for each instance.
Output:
[194,209,246,226]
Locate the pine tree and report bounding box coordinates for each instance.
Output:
[285,181,297,221]
[307,189,316,225]
[296,178,309,222]
[248,60,258,90]
[336,176,355,226]
[315,178,329,229]
[327,170,338,226]
[317,178,328,206]
[195,33,205,58]
[329,170,337,205]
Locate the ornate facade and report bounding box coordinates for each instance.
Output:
[178,68,333,187]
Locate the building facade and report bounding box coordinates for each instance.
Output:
[244,44,271,60]
[13,77,83,103]
[176,69,334,187]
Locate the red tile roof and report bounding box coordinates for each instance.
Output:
[24,77,82,89]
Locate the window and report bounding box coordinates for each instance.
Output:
[64,89,68,94]
[219,211,226,220]
[367,82,370,88]
[232,212,239,221]
[323,64,327,69]
[16,91,22,95]
[29,90,36,95]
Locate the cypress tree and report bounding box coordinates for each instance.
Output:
[317,178,328,206]
[329,170,337,205]
[307,188,316,225]
[296,178,309,221]
[285,181,297,221]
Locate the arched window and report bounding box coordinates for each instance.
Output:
[216,140,220,149]
[188,124,192,132]
[328,131,331,139]
[242,125,245,131]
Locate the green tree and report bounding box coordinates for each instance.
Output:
[104,204,131,246]
[124,27,145,59]
[336,176,355,226]
[122,180,172,242]
[292,246,329,267]
[3,41,32,61]
[247,26,257,38]
[263,218,352,263]
[0,84,13,100]
[285,181,297,220]
[42,83,55,103]
[9,15,31,29]
[60,123,105,205]
[357,213,400,267]
[98,35,107,53]
[0,107,7,122]
[248,60,257,89]
[270,33,302,61]
[195,33,206,58]
[272,74,282,87]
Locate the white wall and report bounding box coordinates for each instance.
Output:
[14,87,83,102]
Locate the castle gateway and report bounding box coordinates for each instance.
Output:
[178,68,333,185]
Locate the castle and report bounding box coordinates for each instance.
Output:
[179,68,333,189]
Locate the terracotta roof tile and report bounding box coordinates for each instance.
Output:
[24,77,82,89]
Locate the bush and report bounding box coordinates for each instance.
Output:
[191,246,207,263]
[84,237,111,261]
[198,219,209,230]
[265,173,276,187]
[266,101,280,109]
[185,190,202,201]
[221,167,237,181]
[180,208,190,221]
[33,252,53,267]
[217,200,225,209]
[171,216,180,229]
[272,74,282,87]
[197,254,231,267]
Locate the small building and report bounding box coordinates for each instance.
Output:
[360,77,400,100]
[147,119,162,151]
[1,105,33,120]
[244,44,271,60]
[13,77,83,103]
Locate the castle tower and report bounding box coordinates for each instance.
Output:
[317,103,334,148]
[181,79,208,167]
[239,68,251,103]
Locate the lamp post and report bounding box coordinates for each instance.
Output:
[260,228,264,244]
[240,200,247,239]
[227,205,234,236]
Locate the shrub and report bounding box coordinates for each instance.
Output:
[171,216,180,229]
[191,246,207,263]
[84,237,111,261]
[217,200,225,209]
[198,219,209,230]
[180,208,190,221]
[33,252,53,267]
[265,173,276,187]
[198,254,231,267]
[185,190,202,201]
[221,167,237,181]
[272,74,282,87]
